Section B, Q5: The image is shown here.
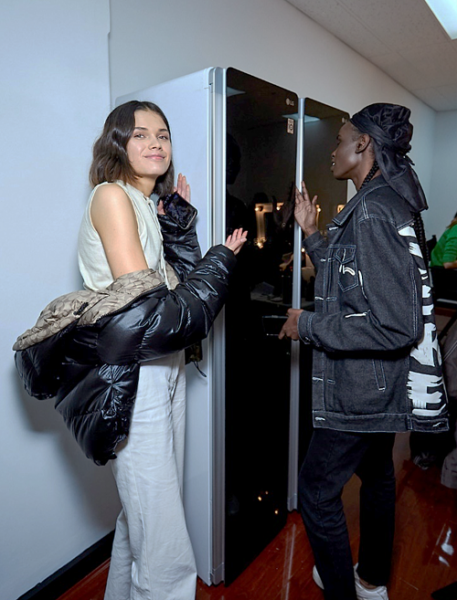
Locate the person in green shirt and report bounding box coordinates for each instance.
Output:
[431,212,457,269]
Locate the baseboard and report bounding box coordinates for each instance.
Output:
[17,531,114,600]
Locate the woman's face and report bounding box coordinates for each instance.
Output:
[330,122,360,181]
[126,109,172,193]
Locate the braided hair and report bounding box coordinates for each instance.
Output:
[359,161,379,190]
[413,212,429,264]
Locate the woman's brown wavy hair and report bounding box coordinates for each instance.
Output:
[89,101,174,196]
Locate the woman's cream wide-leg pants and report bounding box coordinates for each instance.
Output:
[104,352,197,600]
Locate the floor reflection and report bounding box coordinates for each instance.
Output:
[280,521,297,600]
[196,432,457,600]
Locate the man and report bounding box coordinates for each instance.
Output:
[279,104,447,600]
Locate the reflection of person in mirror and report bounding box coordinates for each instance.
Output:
[79,102,247,600]
[279,104,447,600]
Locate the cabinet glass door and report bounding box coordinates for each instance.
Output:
[298,99,349,464]
[224,68,298,583]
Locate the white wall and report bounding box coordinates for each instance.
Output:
[429,110,457,238]
[0,2,120,599]
[109,0,437,233]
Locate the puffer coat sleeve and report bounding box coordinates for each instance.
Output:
[68,245,235,365]
[158,193,202,281]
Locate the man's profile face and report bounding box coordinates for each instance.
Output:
[330,122,360,181]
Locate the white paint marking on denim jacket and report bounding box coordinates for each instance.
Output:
[423,304,434,316]
[359,270,369,301]
[398,225,415,238]
[409,241,422,257]
[339,264,356,276]
[408,371,444,408]
[411,322,439,367]
[397,223,447,419]
[413,406,447,417]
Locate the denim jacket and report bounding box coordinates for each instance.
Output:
[298,176,448,434]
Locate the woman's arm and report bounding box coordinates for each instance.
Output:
[158,173,202,280]
[90,183,148,279]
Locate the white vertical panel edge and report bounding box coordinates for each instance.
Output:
[210,67,227,585]
[287,98,304,511]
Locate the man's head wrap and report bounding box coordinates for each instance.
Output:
[350,103,427,213]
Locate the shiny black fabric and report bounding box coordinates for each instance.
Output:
[158,196,202,282]
[160,192,198,230]
[15,246,236,465]
[350,103,428,213]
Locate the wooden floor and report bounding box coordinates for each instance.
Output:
[57,432,457,600]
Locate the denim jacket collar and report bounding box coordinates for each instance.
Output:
[332,175,388,227]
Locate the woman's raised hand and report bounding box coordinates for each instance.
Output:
[174,173,191,202]
[295,181,318,237]
[225,228,248,255]
[158,173,191,215]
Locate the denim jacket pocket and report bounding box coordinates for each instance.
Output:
[334,246,358,292]
[372,359,386,391]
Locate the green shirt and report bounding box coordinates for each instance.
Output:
[431,223,457,266]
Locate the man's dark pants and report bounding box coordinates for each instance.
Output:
[298,428,396,600]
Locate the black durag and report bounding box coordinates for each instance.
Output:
[350,103,428,213]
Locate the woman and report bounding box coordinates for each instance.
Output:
[280,104,447,600]
[78,101,246,600]
[430,211,457,269]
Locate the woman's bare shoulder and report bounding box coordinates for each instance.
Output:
[91,183,136,229]
[92,182,130,205]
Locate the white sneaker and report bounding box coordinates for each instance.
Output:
[354,565,389,600]
[312,565,324,589]
[312,565,389,600]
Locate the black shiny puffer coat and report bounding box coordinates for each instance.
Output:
[14,197,236,465]
[14,245,235,465]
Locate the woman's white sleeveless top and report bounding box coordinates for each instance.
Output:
[78,180,169,292]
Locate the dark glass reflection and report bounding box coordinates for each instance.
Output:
[303,99,349,231]
[224,68,298,584]
[298,99,349,464]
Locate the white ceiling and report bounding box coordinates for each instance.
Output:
[286,0,457,112]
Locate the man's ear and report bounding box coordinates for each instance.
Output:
[355,134,371,154]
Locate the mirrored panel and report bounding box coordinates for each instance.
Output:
[224,68,298,583]
[299,99,349,463]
